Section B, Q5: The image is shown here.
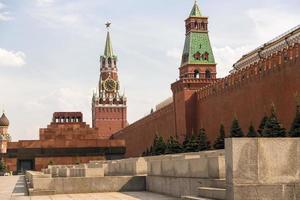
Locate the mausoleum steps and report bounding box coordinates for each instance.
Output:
[197,187,226,200]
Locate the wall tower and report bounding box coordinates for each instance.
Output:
[92,23,127,138]
[171,1,217,139]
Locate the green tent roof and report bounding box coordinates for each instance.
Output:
[189,1,202,17]
[182,32,215,65]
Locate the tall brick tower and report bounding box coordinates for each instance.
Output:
[171,1,217,138]
[92,23,127,138]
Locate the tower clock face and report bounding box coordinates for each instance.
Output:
[104,79,116,92]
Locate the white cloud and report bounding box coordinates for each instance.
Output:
[0,2,13,21]
[213,45,255,78]
[247,8,300,43]
[0,48,26,67]
[36,0,54,7]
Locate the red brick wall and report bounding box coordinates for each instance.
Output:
[112,44,299,158]
[94,106,127,138]
[196,45,300,142]
[113,103,176,157]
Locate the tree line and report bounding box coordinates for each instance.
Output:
[142,102,300,156]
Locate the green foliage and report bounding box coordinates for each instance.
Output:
[257,115,268,136]
[165,136,183,154]
[289,105,300,137]
[152,134,166,155]
[213,124,225,149]
[197,128,211,151]
[262,105,286,137]
[0,159,7,173]
[183,134,198,152]
[247,123,258,137]
[230,117,244,137]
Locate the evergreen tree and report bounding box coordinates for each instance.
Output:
[257,115,268,136]
[262,104,286,137]
[289,104,300,137]
[230,116,244,137]
[152,134,166,155]
[213,124,225,149]
[247,123,258,137]
[197,128,211,151]
[165,136,183,154]
[0,159,7,172]
[183,134,198,152]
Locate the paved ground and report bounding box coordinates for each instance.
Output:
[0,176,179,200]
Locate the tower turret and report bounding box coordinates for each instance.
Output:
[171,1,217,139]
[0,112,10,153]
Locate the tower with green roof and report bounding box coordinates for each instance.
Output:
[171,1,217,139]
[180,0,216,79]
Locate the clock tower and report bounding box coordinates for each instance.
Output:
[92,23,127,138]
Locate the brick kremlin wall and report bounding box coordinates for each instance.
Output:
[112,103,175,157]
[196,44,300,141]
[113,44,299,158]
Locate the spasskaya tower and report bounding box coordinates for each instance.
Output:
[92,23,127,138]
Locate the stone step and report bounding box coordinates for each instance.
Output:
[181,196,215,200]
[198,187,226,200]
[29,189,56,196]
[198,179,226,189]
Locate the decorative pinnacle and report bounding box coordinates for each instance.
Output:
[105,22,111,29]
[104,22,114,57]
[189,0,202,17]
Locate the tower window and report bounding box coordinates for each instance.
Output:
[205,70,211,79]
[194,70,200,78]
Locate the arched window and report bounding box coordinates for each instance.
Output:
[108,58,112,65]
[194,70,200,78]
[205,70,211,79]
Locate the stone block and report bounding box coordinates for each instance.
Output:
[225,138,300,199]
[188,157,209,178]
[84,167,104,177]
[208,156,225,178]
[150,160,162,176]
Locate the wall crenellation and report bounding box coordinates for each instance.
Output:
[197,43,299,100]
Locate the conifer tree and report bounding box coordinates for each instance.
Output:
[257,115,268,136]
[197,128,211,151]
[165,136,183,154]
[289,103,300,137]
[0,159,7,172]
[230,116,244,137]
[262,104,286,137]
[183,134,198,152]
[213,124,225,149]
[247,123,258,137]
[152,134,166,155]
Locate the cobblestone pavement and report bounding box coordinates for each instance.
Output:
[0,176,178,200]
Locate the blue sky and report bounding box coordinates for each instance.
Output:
[0,0,299,140]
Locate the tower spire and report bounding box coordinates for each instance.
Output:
[190,0,202,17]
[104,22,114,57]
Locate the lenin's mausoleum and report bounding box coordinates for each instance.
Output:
[0,1,300,174]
